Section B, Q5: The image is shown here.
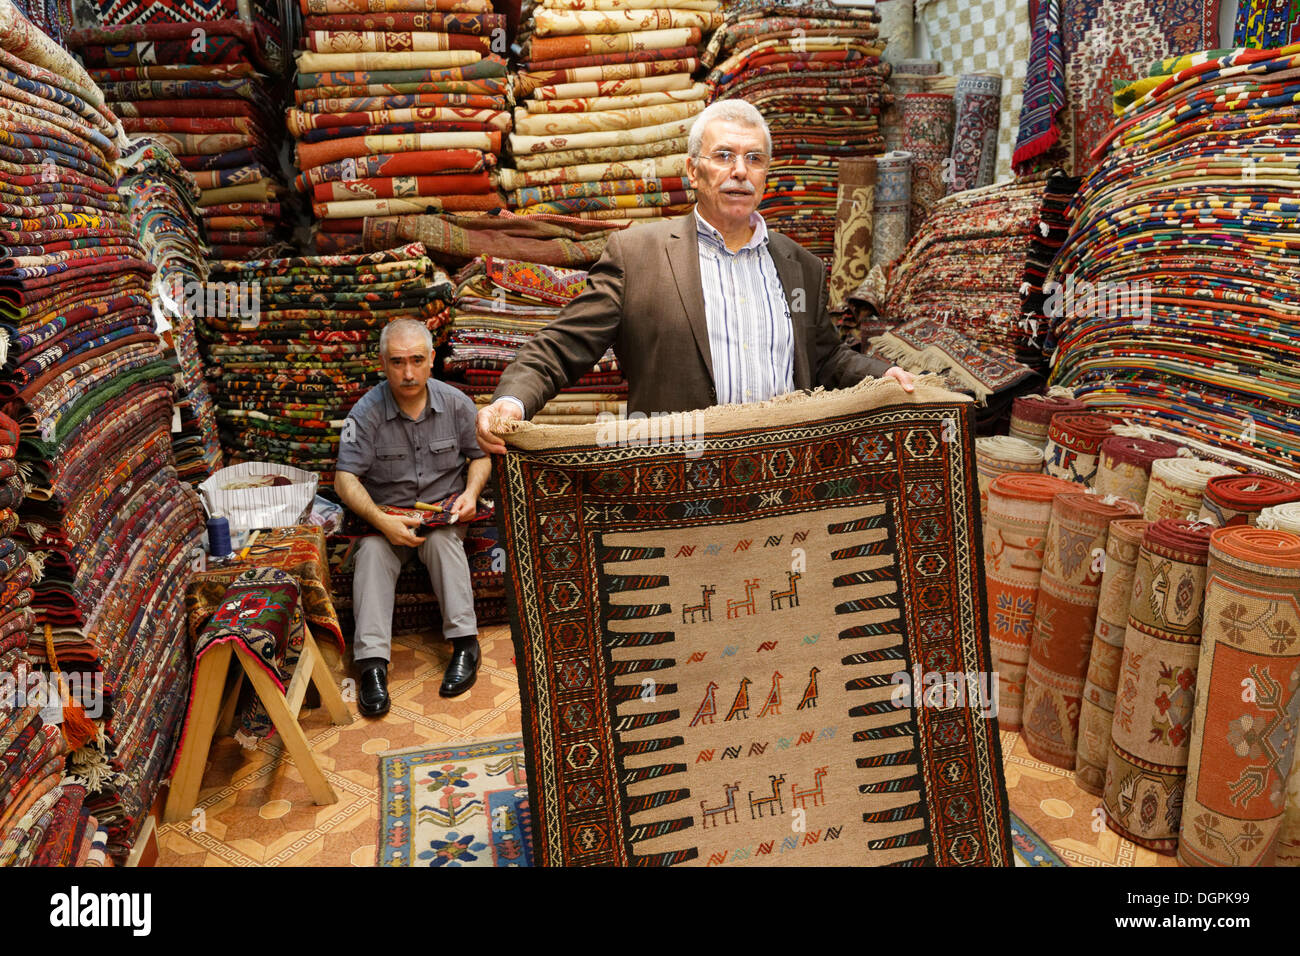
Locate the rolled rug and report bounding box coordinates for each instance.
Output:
[948,73,1002,193]
[871,150,912,268]
[877,0,915,66]
[897,59,941,75]
[1259,502,1300,532]
[1042,411,1120,487]
[975,435,1044,523]
[1022,492,1142,768]
[1198,474,1300,528]
[827,157,876,312]
[1144,458,1236,523]
[882,72,931,154]
[900,92,954,235]
[1008,393,1087,449]
[1075,518,1149,795]
[1095,436,1182,505]
[1102,520,1214,853]
[1178,527,1300,867]
[983,472,1078,729]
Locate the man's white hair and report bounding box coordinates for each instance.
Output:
[687,99,773,160]
[379,318,433,357]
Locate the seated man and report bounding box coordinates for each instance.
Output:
[335,319,490,716]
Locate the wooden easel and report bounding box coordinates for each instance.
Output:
[164,628,350,824]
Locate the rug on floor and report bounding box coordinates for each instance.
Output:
[496,377,1014,866]
[378,735,532,867]
[1010,810,1067,867]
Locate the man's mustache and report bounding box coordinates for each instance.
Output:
[725,180,757,194]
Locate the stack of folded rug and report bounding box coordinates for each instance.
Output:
[118,135,224,485]
[701,0,888,260]
[0,407,97,866]
[502,0,717,221]
[68,12,293,259]
[1048,44,1300,475]
[883,174,1049,369]
[198,242,454,485]
[291,0,511,253]
[445,254,627,425]
[0,1,206,861]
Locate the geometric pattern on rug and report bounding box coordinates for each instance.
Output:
[378,736,532,867]
[498,383,1013,866]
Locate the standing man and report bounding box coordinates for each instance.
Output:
[475,98,914,452]
[335,319,490,716]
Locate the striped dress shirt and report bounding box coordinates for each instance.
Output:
[694,209,795,406]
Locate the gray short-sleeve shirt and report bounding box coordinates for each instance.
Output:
[335,379,485,506]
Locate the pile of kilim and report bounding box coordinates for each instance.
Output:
[702,0,887,260]
[290,0,511,253]
[883,174,1050,369]
[0,1,205,862]
[198,242,454,486]
[1048,44,1300,475]
[118,135,224,485]
[67,6,293,261]
[501,0,716,221]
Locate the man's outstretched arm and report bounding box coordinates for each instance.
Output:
[477,230,627,453]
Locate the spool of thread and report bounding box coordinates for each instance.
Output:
[207,515,232,557]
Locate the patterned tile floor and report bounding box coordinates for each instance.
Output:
[156,626,1176,867]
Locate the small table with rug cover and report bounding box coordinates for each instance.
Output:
[166,531,352,823]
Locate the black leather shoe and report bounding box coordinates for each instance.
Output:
[440,643,480,698]
[357,663,390,717]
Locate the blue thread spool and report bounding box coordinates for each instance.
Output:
[207,515,232,557]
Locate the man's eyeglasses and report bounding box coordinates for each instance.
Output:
[702,149,770,170]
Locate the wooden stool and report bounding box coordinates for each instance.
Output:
[164,629,350,824]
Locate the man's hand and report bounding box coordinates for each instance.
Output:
[476,398,523,455]
[377,510,424,549]
[450,491,477,523]
[883,366,916,393]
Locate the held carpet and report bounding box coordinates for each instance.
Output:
[495,377,1013,866]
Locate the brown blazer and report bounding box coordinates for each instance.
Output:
[493,212,891,417]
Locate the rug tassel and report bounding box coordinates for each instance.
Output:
[44,624,96,751]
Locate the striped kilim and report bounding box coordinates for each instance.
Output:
[496,377,1012,865]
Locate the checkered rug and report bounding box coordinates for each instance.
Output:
[918,0,1031,182]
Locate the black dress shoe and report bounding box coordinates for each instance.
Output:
[357,663,390,717]
[440,643,480,697]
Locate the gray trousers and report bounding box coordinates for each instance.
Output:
[352,523,478,662]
